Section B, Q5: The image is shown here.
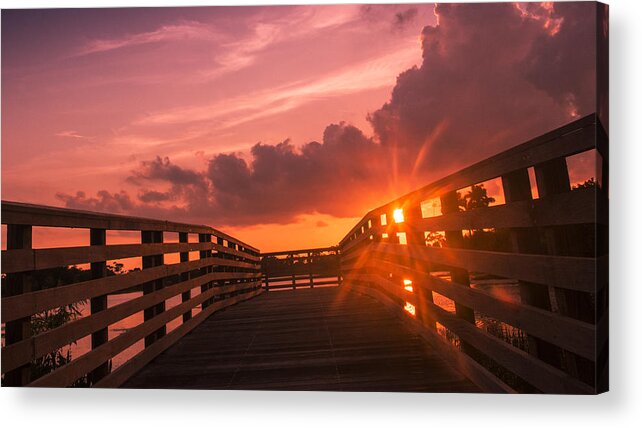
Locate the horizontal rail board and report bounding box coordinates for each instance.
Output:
[342,242,598,293]
[260,246,338,257]
[1,199,265,387]
[344,282,515,393]
[379,122,597,215]
[93,288,263,387]
[29,287,263,387]
[345,264,595,360]
[416,188,600,231]
[2,242,259,274]
[340,115,597,246]
[212,243,261,262]
[263,271,339,278]
[1,201,258,253]
[266,281,340,290]
[336,114,603,393]
[2,275,261,373]
[344,279,594,394]
[423,300,595,394]
[262,273,339,280]
[266,276,339,282]
[0,264,176,322]
[1,256,256,323]
[342,189,602,255]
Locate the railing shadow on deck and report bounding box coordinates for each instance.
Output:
[337,113,608,394]
[1,113,607,393]
[1,204,263,387]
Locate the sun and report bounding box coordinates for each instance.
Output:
[393,208,404,223]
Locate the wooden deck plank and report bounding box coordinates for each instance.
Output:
[123,287,480,392]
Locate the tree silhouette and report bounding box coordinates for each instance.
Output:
[425,231,446,247]
[572,177,599,190]
[458,184,495,237]
[461,184,496,211]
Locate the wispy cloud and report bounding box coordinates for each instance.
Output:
[197,22,282,81]
[55,130,93,141]
[196,6,362,82]
[70,9,361,84]
[74,21,220,56]
[136,46,419,129]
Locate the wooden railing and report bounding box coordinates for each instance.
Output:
[260,247,340,291]
[1,202,263,387]
[338,113,608,394]
[0,114,607,393]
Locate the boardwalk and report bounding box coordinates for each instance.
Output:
[123,287,479,392]
[1,114,606,393]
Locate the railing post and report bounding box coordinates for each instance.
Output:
[337,248,342,287]
[290,254,296,290]
[534,158,595,384]
[308,251,314,288]
[142,230,165,347]
[596,119,609,391]
[440,191,476,355]
[2,224,33,386]
[405,204,437,331]
[214,236,226,297]
[89,228,109,384]
[179,232,191,322]
[199,233,212,308]
[404,203,425,246]
[501,169,562,368]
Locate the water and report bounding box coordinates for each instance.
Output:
[63,291,194,372]
[429,273,528,352]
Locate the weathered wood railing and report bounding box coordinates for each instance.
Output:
[338,113,608,394]
[1,202,262,387]
[261,247,340,291]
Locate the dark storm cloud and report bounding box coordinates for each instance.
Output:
[368,2,595,174]
[202,123,385,224]
[518,1,596,115]
[59,123,385,225]
[127,156,206,187]
[56,190,135,213]
[137,190,173,203]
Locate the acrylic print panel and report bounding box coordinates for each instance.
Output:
[1,1,608,393]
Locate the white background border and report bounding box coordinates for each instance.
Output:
[1,0,640,427]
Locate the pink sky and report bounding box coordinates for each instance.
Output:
[1,3,600,251]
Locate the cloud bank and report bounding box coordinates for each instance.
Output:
[58,3,597,227]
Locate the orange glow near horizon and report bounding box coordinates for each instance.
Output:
[227,214,361,252]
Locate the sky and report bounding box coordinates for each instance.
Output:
[1,2,601,251]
